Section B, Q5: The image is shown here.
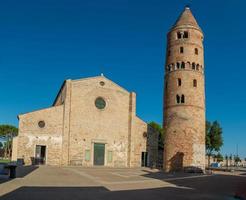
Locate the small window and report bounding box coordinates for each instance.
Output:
[167,65,171,72]
[181,62,185,69]
[176,95,180,104]
[193,79,197,87]
[165,81,168,89]
[178,78,182,86]
[183,31,188,38]
[38,121,45,128]
[108,151,113,163]
[180,47,184,53]
[85,150,90,161]
[195,48,198,55]
[181,95,185,103]
[177,32,182,39]
[176,62,180,69]
[99,81,105,86]
[187,62,191,68]
[192,62,196,70]
[95,97,106,109]
[196,64,199,71]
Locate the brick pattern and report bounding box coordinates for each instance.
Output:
[163,8,206,172]
[13,76,158,168]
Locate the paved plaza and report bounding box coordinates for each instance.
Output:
[0,166,246,200]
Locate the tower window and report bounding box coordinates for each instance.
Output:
[177,32,182,39]
[176,62,180,69]
[181,62,185,69]
[195,48,198,55]
[193,79,197,87]
[177,31,188,39]
[183,31,188,38]
[168,50,171,56]
[187,62,191,68]
[177,78,182,86]
[192,62,196,70]
[176,95,180,104]
[180,47,184,53]
[196,64,199,71]
[181,95,185,103]
[167,65,171,72]
[165,81,168,90]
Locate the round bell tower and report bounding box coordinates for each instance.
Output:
[163,7,205,172]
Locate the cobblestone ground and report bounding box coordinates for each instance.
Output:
[0,166,246,200]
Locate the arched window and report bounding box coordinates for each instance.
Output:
[180,46,184,53]
[176,95,180,104]
[165,81,168,90]
[181,95,185,103]
[167,65,171,72]
[196,64,199,71]
[195,48,198,55]
[171,64,174,71]
[187,62,191,69]
[181,62,185,69]
[193,79,197,87]
[192,62,196,70]
[178,78,182,86]
[177,32,182,39]
[183,31,189,38]
[176,62,180,69]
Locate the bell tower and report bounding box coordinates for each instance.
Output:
[163,7,205,172]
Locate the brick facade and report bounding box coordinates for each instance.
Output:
[12,76,158,167]
[163,7,206,172]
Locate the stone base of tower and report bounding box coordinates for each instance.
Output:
[163,106,206,173]
[163,143,206,173]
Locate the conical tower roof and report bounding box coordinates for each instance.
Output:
[172,7,201,30]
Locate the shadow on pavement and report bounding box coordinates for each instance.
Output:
[1,169,246,200]
[141,170,246,200]
[0,186,226,200]
[0,165,38,184]
[16,165,39,178]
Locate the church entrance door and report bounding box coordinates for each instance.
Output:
[94,143,105,166]
[35,145,46,165]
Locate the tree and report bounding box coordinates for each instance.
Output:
[0,124,18,159]
[206,120,223,166]
[0,124,18,136]
[3,140,12,159]
[0,142,3,149]
[234,155,241,165]
[148,121,164,150]
[215,152,223,162]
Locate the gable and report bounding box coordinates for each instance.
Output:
[72,76,130,95]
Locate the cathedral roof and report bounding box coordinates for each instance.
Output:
[172,6,201,30]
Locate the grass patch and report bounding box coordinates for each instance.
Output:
[0,159,10,163]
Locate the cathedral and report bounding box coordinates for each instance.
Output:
[12,6,205,171]
[12,76,158,167]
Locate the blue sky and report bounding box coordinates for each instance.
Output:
[0,0,245,158]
